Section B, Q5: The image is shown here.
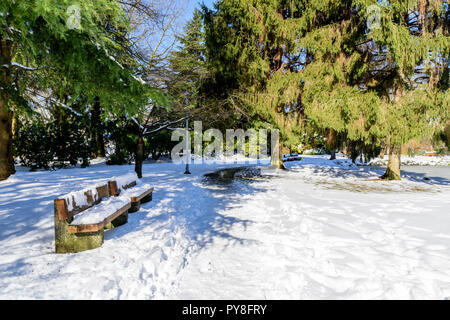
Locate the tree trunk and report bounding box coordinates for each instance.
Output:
[444,122,450,149]
[329,150,336,161]
[326,129,337,160]
[382,145,402,180]
[270,147,286,169]
[379,142,389,160]
[9,113,16,172]
[349,141,359,163]
[91,97,105,158]
[0,37,14,181]
[0,95,14,180]
[135,136,144,178]
[379,147,386,159]
[270,131,286,170]
[342,140,349,157]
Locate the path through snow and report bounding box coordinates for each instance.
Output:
[0,156,450,299]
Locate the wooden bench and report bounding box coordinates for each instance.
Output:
[54,183,131,254]
[108,179,154,213]
[54,174,154,253]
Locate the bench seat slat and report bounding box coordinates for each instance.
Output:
[103,202,131,226]
[68,193,132,233]
[67,223,101,234]
[67,202,131,234]
[130,187,154,203]
[120,183,154,203]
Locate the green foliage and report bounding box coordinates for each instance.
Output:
[435,122,450,151]
[1,0,178,175]
[14,108,91,170]
[6,0,449,176]
[0,0,138,107]
[202,0,306,143]
[169,10,207,96]
[203,0,449,155]
[14,117,54,170]
[105,119,136,165]
[104,125,176,165]
[1,0,167,140]
[147,130,177,160]
[165,8,207,122]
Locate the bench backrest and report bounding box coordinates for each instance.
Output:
[54,184,110,221]
[108,180,137,196]
[108,173,138,196]
[54,173,138,220]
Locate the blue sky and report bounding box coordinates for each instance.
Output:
[152,0,216,58]
[182,0,216,24]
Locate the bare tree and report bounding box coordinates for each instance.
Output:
[117,0,194,177]
[121,0,188,87]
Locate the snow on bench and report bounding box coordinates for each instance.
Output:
[70,196,130,227]
[60,182,107,213]
[115,172,139,191]
[108,172,154,213]
[120,182,154,202]
[54,182,130,254]
[53,173,154,253]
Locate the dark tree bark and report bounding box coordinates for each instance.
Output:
[135,135,144,178]
[0,37,15,181]
[329,150,336,161]
[342,140,349,158]
[348,141,359,163]
[379,141,389,160]
[0,97,14,180]
[379,146,386,159]
[91,97,106,158]
[326,129,337,160]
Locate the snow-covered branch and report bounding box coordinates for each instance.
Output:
[142,116,189,136]
[2,62,39,71]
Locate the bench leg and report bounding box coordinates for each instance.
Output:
[140,193,153,204]
[104,210,129,229]
[55,215,104,253]
[129,201,140,213]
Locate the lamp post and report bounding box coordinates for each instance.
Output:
[184,117,191,175]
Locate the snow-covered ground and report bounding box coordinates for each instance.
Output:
[0,156,450,299]
[370,155,450,167]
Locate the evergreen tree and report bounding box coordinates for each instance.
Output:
[0,0,149,180]
[203,0,308,168]
[203,0,449,178]
[167,9,207,105]
[296,0,449,179]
